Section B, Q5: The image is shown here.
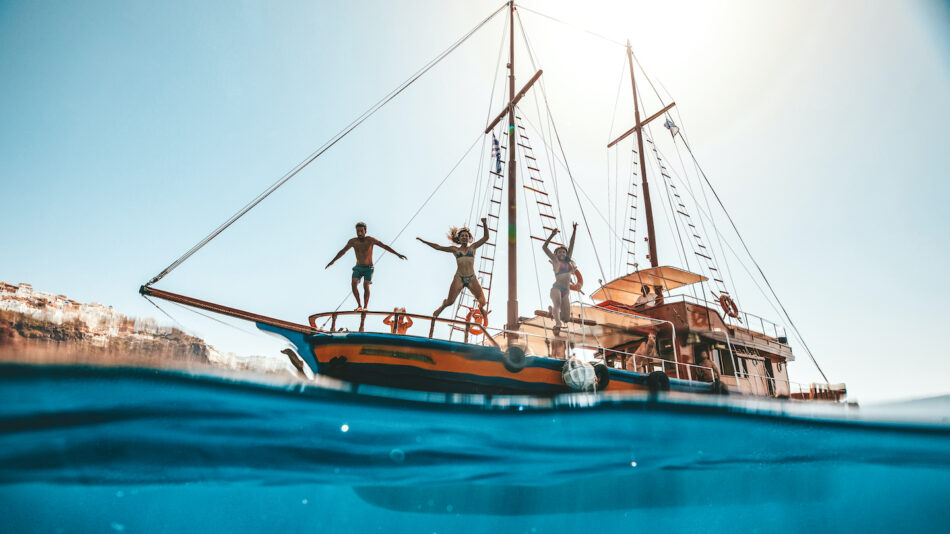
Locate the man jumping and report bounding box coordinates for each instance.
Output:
[326,222,406,310]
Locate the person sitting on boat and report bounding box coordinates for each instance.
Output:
[634,285,656,309]
[326,221,406,311]
[541,223,578,329]
[383,307,413,335]
[693,349,721,382]
[417,218,490,320]
[626,331,658,373]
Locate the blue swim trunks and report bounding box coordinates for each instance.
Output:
[352,264,374,282]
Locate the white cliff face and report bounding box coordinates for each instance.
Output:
[0,281,172,338]
[1,281,294,376]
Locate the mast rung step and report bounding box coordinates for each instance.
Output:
[698,244,707,249]
[490,199,501,204]
[622,238,636,244]
[695,252,712,260]
[524,155,536,160]
[480,256,494,262]
[708,266,718,271]
[688,223,696,228]
[537,201,552,207]
[517,143,531,149]
[713,278,724,283]
[527,166,540,172]
[478,270,492,276]
[492,186,503,191]
[531,236,564,246]
[693,234,701,239]
[484,242,496,247]
[490,171,503,177]
[523,186,548,195]
[487,213,499,218]
[627,193,637,198]
[530,177,543,182]
[542,226,557,232]
[539,213,556,219]
[676,210,689,216]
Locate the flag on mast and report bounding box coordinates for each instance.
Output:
[491,134,502,174]
[664,119,680,137]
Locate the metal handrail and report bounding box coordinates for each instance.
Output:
[655,293,788,339]
[308,309,500,348]
[307,308,727,385]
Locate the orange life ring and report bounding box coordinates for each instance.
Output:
[465,308,489,335]
[718,294,739,319]
[569,268,584,293]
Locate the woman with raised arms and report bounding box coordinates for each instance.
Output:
[417,218,490,322]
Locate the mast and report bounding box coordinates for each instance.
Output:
[506,0,518,339]
[627,41,659,269]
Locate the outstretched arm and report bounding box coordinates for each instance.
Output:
[416,237,456,253]
[326,240,353,268]
[541,228,559,260]
[567,222,578,259]
[473,218,490,249]
[372,238,407,260]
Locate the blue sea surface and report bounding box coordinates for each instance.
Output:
[1,363,948,533]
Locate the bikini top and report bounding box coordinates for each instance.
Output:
[555,260,573,275]
[454,248,475,258]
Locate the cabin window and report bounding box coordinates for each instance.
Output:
[714,349,736,376]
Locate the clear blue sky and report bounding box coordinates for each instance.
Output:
[2,0,948,403]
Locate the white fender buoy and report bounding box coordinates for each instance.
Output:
[562,358,596,392]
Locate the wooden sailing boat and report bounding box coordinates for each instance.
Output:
[140,2,845,401]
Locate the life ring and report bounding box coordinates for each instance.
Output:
[718,294,739,319]
[569,268,584,293]
[464,308,488,336]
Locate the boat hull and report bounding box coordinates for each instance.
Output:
[257,323,711,395]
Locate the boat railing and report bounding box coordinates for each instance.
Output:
[308,308,721,384]
[308,309,502,348]
[659,294,788,340]
[597,346,714,381]
[727,371,826,399]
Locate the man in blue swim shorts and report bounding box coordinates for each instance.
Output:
[326,222,406,310]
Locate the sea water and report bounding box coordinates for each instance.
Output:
[1,363,948,533]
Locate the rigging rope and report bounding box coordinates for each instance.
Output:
[321,132,486,327]
[517,5,626,47]
[515,14,609,289]
[146,2,508,287]
[677,135,830,383]
[468,12,510,228]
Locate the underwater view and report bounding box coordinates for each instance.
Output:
[2,363,948,533]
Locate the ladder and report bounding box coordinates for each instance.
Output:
[516,114,564,251]
[644,135,732,309]
[450,130,507,339]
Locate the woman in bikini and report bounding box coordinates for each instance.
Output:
[417,217,490,320]
[542,223,578,329]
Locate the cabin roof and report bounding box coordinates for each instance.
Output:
[591,266,707,303]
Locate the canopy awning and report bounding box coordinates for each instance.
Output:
[495,304,666,357]
[591,266,707,304]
